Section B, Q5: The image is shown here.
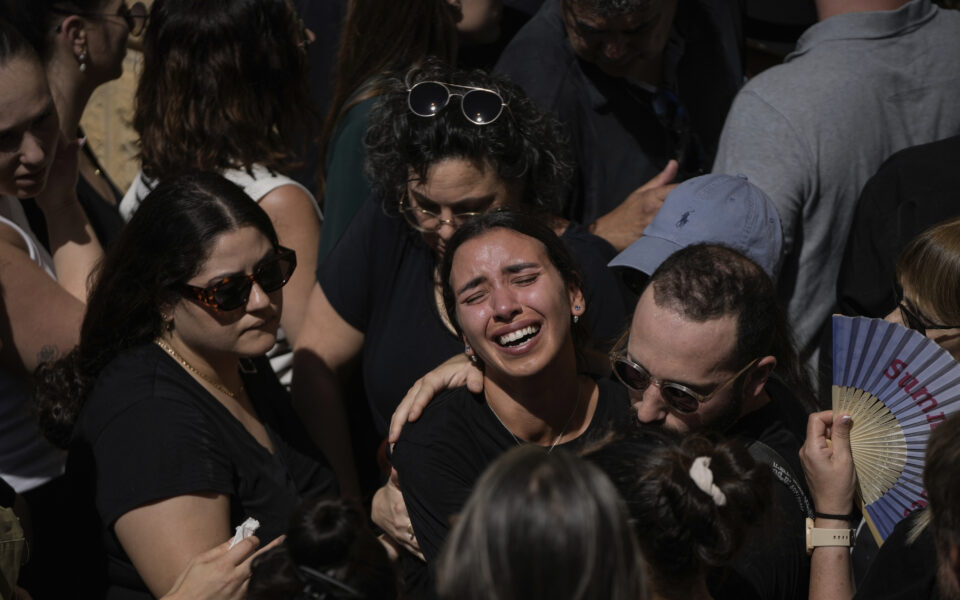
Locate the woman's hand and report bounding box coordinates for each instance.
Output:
[160,535,283,600]
[799,410,857,515]
[371,468,424,561]
[388,353,483,445]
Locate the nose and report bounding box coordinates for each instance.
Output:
[633,385,668,424]
[245,280,272,311]
[436,220,458,244]
[490,285,522,322]
[19,132,48,170]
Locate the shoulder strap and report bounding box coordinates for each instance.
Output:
[748,439,815,519]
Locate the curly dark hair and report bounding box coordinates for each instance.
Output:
[363,60,572,215]
[247,497,398,600]
[317,0,457,197]
[33,172,279,449]
[134,0,314,181]
[586,428,771,592]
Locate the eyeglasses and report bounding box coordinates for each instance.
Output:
[55,2,148,37]
[398,193,490,233]
[898,300,960,336]
[610,345,759,414]
[407,81,507,125]
[175,246,297,311]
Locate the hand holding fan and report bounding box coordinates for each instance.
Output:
[833,315,960,544]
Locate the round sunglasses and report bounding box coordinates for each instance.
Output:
[175,247,297,312]
[610,352,759,414]
[407,81,507,125]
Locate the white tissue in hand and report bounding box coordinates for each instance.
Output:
[228,517,260,549]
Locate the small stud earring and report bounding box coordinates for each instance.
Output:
[464,344,471,354]
[575,305,582,311]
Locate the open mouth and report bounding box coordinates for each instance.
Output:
[496,324,541,347]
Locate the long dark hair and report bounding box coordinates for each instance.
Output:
[135,0,314,180]
[437,446,646,600]
[34,172,279,448]
[364,60,572,216]
[316,0,457,198]
[247,497,398,600]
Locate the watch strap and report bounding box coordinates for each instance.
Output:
[805,518,855,554]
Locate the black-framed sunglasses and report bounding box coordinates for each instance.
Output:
[175,246,297,312]
[398,192,492,233]
[55,1,148,36]
[609,334,759,414]
[898,299,960,336]
[407,81,507,125]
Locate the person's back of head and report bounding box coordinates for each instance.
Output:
[587,428,771,599]
[649,243,811,403]
[437,445,646,600]
[247,497,398,600]
[135,0,314,180]
[923,412,960,598]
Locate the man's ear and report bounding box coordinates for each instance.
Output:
[743,355,776,401]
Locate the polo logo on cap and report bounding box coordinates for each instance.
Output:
[676,210,694,228]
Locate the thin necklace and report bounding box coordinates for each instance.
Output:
[155,338,241,399]
[487,379,585,453]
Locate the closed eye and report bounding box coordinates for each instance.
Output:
[513,274,538,286]
[462,291,486,305]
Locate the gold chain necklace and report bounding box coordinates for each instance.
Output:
[155,339,241,399]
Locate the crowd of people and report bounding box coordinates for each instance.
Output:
[2,0,960,599]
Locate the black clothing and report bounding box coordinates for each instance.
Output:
[494,0,742,224]
[391,377,631,562]
[317,196,631,436]
[71,343,337,600]
[711,377,812,600]
[838,134,960,319]
[854,510,939,600]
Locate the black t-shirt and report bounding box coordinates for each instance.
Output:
[710,377,812,600]
[838,134,960,320]
[854,510,939,600]
[390,376,631,563]
[71,343,337,599]
[317,196,631,435]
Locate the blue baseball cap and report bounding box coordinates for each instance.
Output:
[608,174,784,280]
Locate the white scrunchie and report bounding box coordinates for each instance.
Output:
[688,456,727,506]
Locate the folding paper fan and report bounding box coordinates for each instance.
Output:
[833,315,960,545]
